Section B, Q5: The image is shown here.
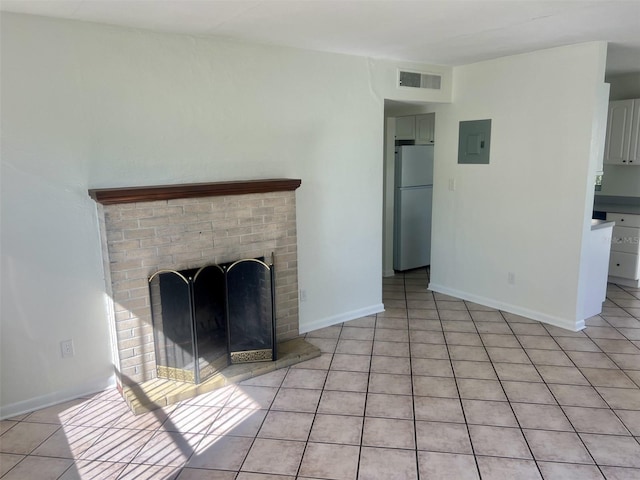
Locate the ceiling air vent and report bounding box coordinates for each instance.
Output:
[398,70,442,90]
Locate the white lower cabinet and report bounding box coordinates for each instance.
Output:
[609,251,640,280]
[607,213,640,286]
[612,226,640,254]
[580,223,614,320]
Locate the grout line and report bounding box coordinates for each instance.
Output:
[4,280,640,478]
[405,269,422,480]
[292,320,341,479]
[507,314,609,476]
[468,306,543,478]
[432,279,483,479]
[233,359,289,476]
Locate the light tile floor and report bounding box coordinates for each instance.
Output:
[2,269,640,479]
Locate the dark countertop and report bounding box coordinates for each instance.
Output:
[593,195,640,215]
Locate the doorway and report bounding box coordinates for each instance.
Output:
[382,100,438,278]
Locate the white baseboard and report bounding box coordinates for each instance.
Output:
[609,276,640,288]
[428,283,584,332]
[383,269,395,278]
[300,303,385,334]
[0,375,117,420]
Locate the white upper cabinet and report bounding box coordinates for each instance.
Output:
[415,113,435,144]
[395,116,416,140]
[631,100,640,164]
[604,99,640,165]
[394,114,436,143]
[593,83,610,174]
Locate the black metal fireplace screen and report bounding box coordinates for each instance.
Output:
[148,255,276,384]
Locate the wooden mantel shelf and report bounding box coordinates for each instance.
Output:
[89,178,302,205]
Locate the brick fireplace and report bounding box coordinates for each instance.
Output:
[89,179,306,406]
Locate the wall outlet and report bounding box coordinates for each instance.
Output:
[448,178,456,191]
[60,339,75,358]
[508,272,516,285]
[299,289,307,302]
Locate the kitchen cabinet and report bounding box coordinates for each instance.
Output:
[415,113,435,144]
[632,101,640,164]
[593,83,610,175]
[604,99,640,165]
[607,213,640,287]
[395,116,416,140]
[395,114,436,143]
[579,220,614,320]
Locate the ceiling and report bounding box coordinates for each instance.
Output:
[2,0,640,76]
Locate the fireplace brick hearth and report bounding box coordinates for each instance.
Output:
[90,179,303,389]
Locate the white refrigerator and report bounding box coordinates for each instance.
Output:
[394,145,434,271]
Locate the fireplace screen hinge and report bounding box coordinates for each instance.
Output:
[149,255,276,384]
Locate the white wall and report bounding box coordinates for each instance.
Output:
[0,13,452,416]
[606,72,640,101]
[598,72,640,198]
[428,42,608,330]
[382,116,396,277]
[599,167,640,197]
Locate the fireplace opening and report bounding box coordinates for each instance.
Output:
[149,255,276,384]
